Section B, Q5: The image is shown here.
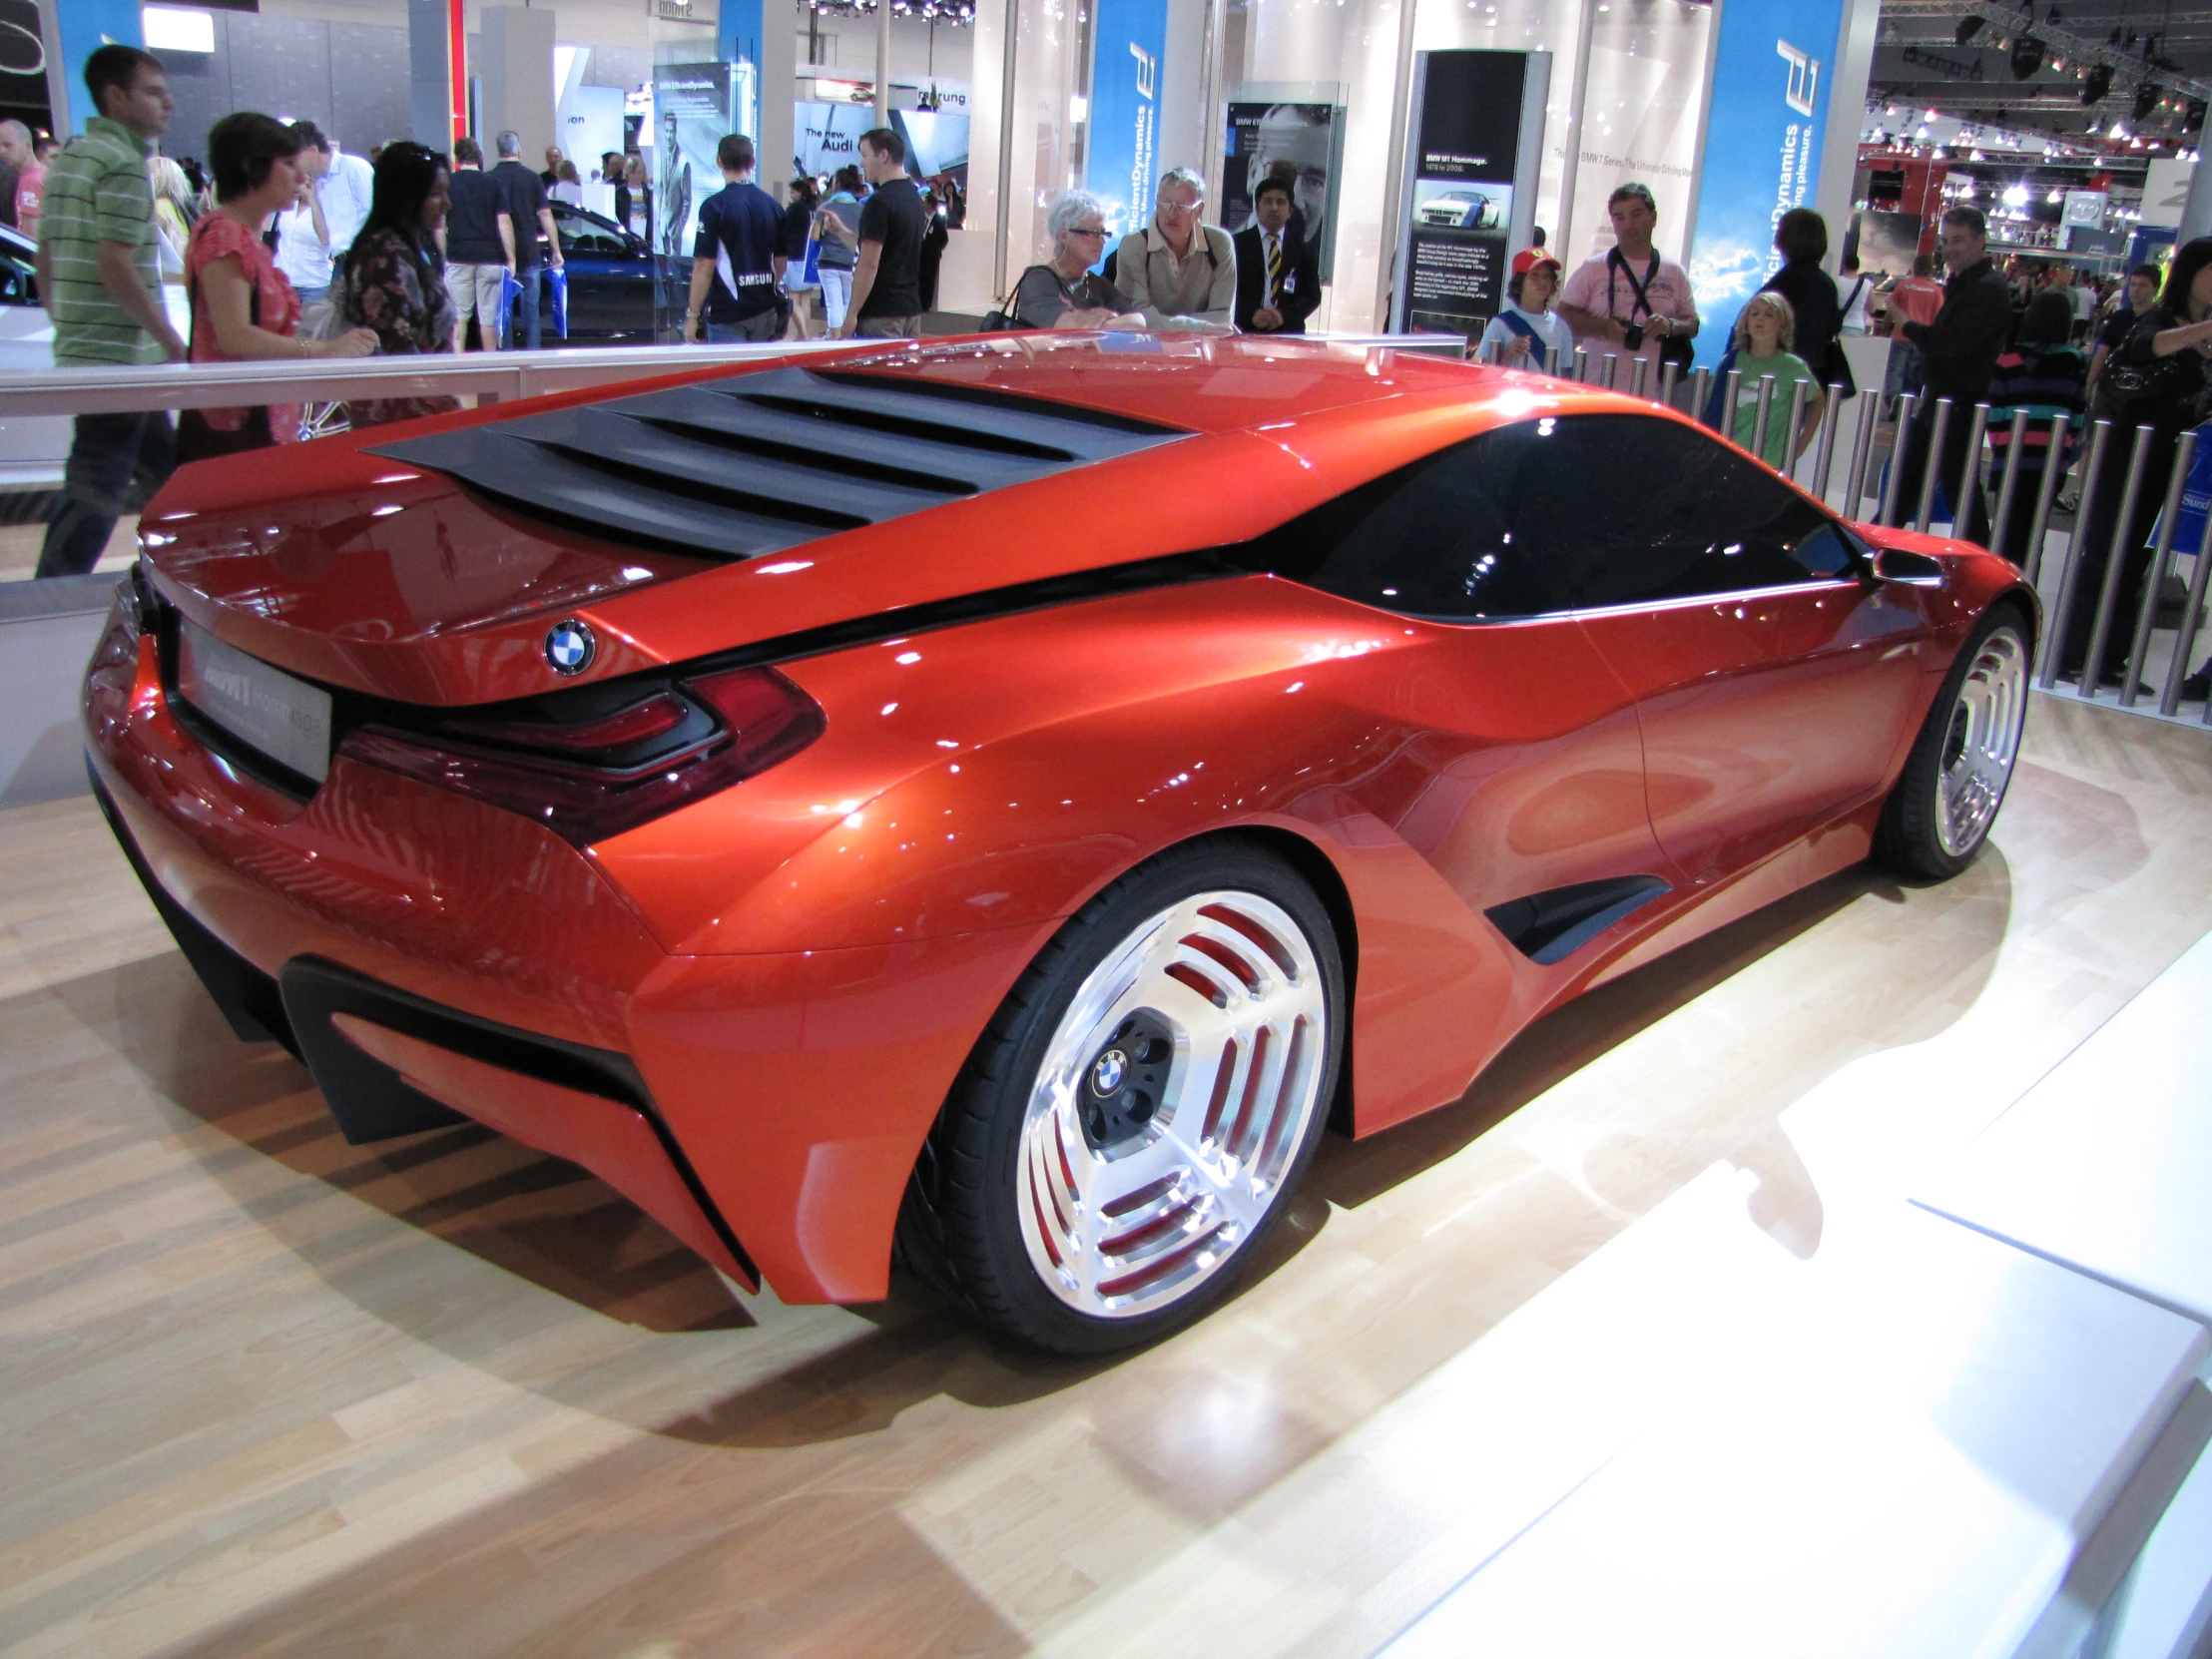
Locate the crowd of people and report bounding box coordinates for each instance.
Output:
[23,40,2212,704]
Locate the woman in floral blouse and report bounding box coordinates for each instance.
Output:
[335,141,459,428]
[182,112,376,459]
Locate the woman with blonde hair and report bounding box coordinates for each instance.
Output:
[148,154,195,338]
[1724,289,1823,468]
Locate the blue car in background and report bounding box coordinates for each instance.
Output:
[512,202,688,345]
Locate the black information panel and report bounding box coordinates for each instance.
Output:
[1392,50,1549,337]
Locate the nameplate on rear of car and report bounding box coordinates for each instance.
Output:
[177,620,333,785]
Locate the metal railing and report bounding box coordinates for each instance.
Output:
[1470,335,2212,726]
[0,331,1465,420]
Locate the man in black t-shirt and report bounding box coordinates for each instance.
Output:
[488,129,563,348]
[833,127,925,339]
[441,137,506,351]
[684,134,787,343]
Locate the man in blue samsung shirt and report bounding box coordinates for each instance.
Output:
[684,133,786,342]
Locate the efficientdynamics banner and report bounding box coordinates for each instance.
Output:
[1684,0,1846,370]
[1086,0,1169,242]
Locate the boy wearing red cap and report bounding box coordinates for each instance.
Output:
[1479,247,1574,369]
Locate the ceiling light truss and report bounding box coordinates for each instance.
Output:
[1880,0,2212,107]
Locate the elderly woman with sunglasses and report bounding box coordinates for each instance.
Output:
[1011,191,1145,329]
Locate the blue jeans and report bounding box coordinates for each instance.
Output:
[37,410,177,579]
[706,311,783,343]
[508,265,543,349]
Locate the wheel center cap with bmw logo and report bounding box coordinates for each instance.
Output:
[545,618,595,675]
[1090,1049,1127,1096]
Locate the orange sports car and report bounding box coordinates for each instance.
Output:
[85,336,2035,1352]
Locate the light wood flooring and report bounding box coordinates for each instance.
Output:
[3,695,2210,1658]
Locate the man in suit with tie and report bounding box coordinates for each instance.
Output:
[1234,177,1320,334]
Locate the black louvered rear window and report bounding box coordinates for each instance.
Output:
[364,365,1191,560]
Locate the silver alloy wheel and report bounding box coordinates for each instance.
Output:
[1936,626,2027,857]
[1015,889,1329,1319]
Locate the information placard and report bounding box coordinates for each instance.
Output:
[1390,50,1550,338]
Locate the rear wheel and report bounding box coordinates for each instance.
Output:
[1875,607,2030,880]
[898,838,1344,1353]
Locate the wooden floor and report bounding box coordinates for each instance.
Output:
[3,695,2211,1659]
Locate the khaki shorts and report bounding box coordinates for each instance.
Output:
[854,314,920,338]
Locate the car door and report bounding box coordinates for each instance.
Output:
[1514,413,1930,885]
[1235,417,1675,961]
[551,206,655,338]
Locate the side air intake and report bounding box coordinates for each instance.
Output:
[365,365,1190,560]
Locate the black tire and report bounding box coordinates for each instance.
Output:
[1875,604,2032,881]
[896,836,1346,1354]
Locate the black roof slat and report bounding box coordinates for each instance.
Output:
[500,406,951,527]
[578,385,1042,492]
[367,427,819,557]
[717,366,1172,464]
[365,357,1191,563]
[810,366,1187,436]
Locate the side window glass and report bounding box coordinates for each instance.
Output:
[1525,415,1845,604]
[1228,412,1849,621]
[1228,419,1570,619]
[555,212,626,256]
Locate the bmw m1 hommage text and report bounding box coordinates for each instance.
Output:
[85,336,2034,1351]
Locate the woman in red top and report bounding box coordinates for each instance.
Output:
[181,111,374,459]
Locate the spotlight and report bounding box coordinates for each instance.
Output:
[1954,14,1984,46]
[2190,99,2209,130]
[2134,81,2160,122]
[2082,64,2113,105]
[2009,35,2045,78]
[2048,4,2062,18]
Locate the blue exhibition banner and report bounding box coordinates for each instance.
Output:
[57,0,145,132]
[1085,0,1170,243]
[1684,0,1846,371]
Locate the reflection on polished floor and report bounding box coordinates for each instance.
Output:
[2,695,2210,1658]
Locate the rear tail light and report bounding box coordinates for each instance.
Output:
[341,665,825,845]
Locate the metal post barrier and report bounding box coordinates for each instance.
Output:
[1913,397,1954,533]
[1750,374,1778,466]
[2078,424,2158,695]
[2120,430,2196,709]
[2037,419,2116,688]
[1953,402,1991,538]
[1811,384,1844,505]
[1844,391,1880,519]
[1878,392,1918,527]
[1720,367,1743,437]
[1659,359,1679,408]
[1630,354,1650,400]
[2019,413,2072,587]
[1690,366,1711,425]
[1574,345,1590,382]
[2158,512,2212,717]
[1602,351,1620,389]
[1544,343,1561,376]
[1986,408,2032,558]
[1782,378,1811,479]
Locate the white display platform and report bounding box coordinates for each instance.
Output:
[1380,931,2212,1659]
[1915,930,2212,1330]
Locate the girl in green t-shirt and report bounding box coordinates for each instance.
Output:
[1729,290,1825,470]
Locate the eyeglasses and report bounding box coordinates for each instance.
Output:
[1068,225,1107,238]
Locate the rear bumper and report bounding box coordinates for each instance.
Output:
[85,629,1049,1304]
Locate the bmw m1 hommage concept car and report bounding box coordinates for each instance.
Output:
[86,336,2035,1352]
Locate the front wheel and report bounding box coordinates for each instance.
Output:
[898,838,1345,1353]
[1875,607,2030,880]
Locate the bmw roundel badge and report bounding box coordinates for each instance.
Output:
[545,618,596,675]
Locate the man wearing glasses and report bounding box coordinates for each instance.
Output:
[1111,166,1236,329]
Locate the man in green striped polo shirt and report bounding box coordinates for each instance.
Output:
[33,44,186,579]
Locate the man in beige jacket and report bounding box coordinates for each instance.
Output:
[1112,166,1236,329]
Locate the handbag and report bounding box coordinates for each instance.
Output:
[981,265,1054,331]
